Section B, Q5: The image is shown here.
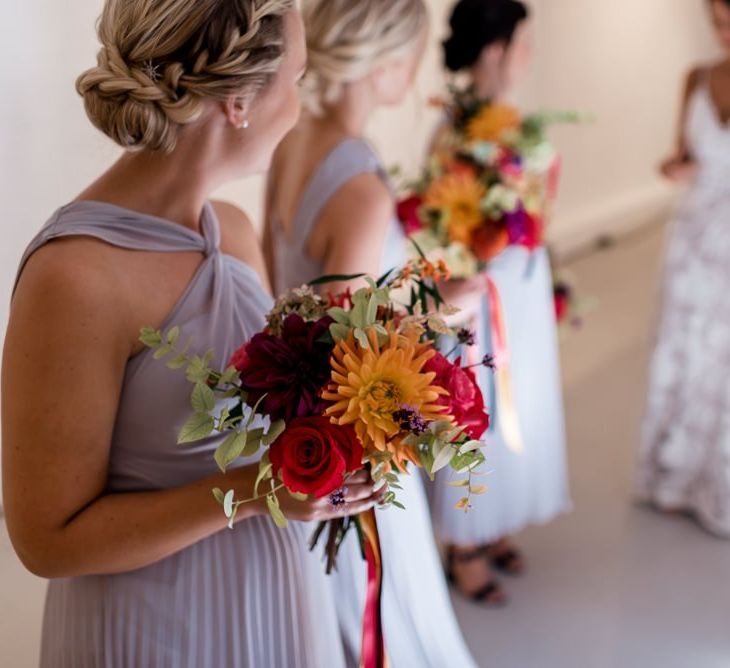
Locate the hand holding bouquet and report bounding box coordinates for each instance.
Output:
[141,260,489,570]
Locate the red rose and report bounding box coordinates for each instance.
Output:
[229,345,249,372]
[397,195,425,235]
[269,416,364,498]
[425,352,490,440]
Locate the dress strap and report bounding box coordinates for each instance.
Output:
[290,137,386,247]
[14,200,221,295]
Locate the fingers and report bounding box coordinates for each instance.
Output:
[346,470,371,485]
[344,482,379,504]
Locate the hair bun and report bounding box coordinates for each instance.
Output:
[443,0,529,72]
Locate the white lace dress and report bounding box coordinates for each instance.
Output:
[638,79,730,537]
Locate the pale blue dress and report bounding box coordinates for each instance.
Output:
[270,137,477,668]
[431,246,571,544]
[17,200,348,667]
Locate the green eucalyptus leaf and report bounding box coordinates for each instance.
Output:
[263,419,286,446]
[391,501,406,510]
[178,412,215,444]
[254,454,273,495]
[266,494,288,529]
[191,382,216,414]
[166,353,189,370]
[214,431,248,472]
[153,344,173,360]
[330,323,350,342]
[139,327,163,348]
[327,307,351,325]
[431,442,455,475]
[166,326,181,346]
[219,366,240,385]
[354,328,370,349]
[223,489,235,518]
[289,491,308,501]
[212,487,226,505]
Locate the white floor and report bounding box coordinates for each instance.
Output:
[1,224,729,667]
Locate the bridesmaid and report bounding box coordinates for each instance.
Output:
[1,2,383,666]
[638,0,730,537]
[265,1,477,666]
[429,0,571,605]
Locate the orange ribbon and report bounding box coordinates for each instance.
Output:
[468,276,525,454]
[358,508,388,668]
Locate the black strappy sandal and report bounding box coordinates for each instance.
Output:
[445,546,507,607]
[490,546,526,576]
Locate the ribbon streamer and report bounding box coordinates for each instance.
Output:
[357,508,388,668]
[482,275,525,454]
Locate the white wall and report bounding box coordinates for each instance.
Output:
[0,1,719,492]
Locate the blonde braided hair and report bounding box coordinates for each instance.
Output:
[302,0,428,114]
[77,0,294,152]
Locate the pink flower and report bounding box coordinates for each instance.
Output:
[425,352,490,440]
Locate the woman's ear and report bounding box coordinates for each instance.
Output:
[223,96,250,130]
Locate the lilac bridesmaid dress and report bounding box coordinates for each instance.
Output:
[270,137,477,668]
[16,200,347,668]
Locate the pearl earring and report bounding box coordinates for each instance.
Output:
[240,119,250,130]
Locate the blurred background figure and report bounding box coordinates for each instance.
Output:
[429,0,570,606]
[638,0,730,537]
[265,0,477,665]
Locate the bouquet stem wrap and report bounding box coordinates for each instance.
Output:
[472,277,524,454]
[358,508,388,668]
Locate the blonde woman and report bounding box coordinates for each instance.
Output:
[2,1,384,666]
[264,1,477,666]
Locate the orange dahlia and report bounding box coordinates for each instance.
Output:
[424,173,486,245]
[466,104,521,143]
[323,327,449,471]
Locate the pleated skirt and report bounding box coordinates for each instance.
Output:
[40,516,346,668]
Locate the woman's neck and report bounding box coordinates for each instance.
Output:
[470,67,506,102]
[77,130,229,232]
[318,81,376,137]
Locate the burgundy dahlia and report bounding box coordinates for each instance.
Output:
[230,314,334,422]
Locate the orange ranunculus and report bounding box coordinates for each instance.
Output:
[322,327,450,471]
[466,104,521,143]
[424,172,486,245]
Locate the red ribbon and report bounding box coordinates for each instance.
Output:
[358,508,387,668]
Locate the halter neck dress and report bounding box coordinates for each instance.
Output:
[269,137,477,668]
[16,200,347,668]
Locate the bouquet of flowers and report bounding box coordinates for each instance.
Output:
[396,86,586,278]
[141,259,489,567]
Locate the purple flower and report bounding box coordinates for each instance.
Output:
[393,406,430,435]
[457,328,476,347]
[504,206,541,250]
[233,314,334,422]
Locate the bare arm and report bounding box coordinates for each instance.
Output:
[313,173,394,294]
[661,67,703,181]
[2,244,377,579]
[262,153,279,292]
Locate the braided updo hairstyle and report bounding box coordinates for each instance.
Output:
[77,0,294,153]
[443,0,528,73]
[301,0,428,114]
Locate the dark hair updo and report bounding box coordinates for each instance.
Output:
[443,0,529,73]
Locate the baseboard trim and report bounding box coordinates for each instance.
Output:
[548,182,678,263]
